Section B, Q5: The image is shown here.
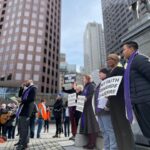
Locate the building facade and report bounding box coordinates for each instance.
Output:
[84,22,106,74]
[101,0,146,54]
[0,0,61,99]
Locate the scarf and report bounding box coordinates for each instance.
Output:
[124,51,138,123]
[81,83,91,128]
[16,85,34,117]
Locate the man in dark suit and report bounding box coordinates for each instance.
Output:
[123,41,150,138]
[15,80,37,150]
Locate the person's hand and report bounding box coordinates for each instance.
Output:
[104,106,109,111]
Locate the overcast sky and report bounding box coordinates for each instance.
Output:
[61,0,103,69]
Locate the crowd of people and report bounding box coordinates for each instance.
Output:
[0,41,150,150]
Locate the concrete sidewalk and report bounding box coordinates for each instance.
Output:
[0,124,90,150]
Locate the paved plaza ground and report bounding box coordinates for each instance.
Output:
[0,124,94,150]
[0,124,150,150]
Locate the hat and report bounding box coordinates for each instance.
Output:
[107,54,120,62]
[99,68,110,76]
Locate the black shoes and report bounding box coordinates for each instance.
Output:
[14,142,20,146]
[52,134,58,138]
[16,145,28,150]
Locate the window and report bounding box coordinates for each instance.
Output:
[43,66,46,72]
[39,22,44,28]
[16,19,21,25]
[46,88,49,93]
[15,73,22,80]
[20,44,26,50]
[39,14,44,20]
[28,45,34,51]
[18,12,22,17]
[30,28,36,34]
[33,6,38,11]
[18,53,24,60]
[42,76,45,82]
[26,64,32,70]
[41,86,44,93]
[38,30,43,36]
[12,44,17,50]
[8,37,11,43]
[27,54,33,61]
[32,13,37,19]
[37,38,42,44]
[21,35,27,42]
[36,46,42,52]
[23,19,29,25]
[4,55,8,61]
[15,27,20,33]
[35,56,41,62]
[11,54,15,60]
[24,74,31,80]
[22,27,28,33]
[9,29,13,34]
[29,36,35,43]
[17,63,23,70]
[33,75,39,81]
[25,4,30,10]
[34,65,40,71]
[10,21,15,26]
[31,20,36,26]
[24,12,30,17]
[14,36,18,41]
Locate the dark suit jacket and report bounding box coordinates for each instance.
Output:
[19,85,37,117]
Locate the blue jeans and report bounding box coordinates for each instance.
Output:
[98,114,118,150]
[37,118,43,138]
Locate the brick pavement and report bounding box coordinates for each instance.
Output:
[0,124,80,150]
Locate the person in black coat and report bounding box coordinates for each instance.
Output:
[107,54,135,150]
[62,83,77,140]
[53,94,63,138]
[122,41,150,138]
[15,80,37,150]
[81,75,99,149]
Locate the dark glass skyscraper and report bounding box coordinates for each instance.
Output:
[101,0,146,54]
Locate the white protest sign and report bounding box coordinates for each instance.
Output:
[68,93,76,107]
[99,76,123,97]
[76,96,86,112]
[98,97,108,109]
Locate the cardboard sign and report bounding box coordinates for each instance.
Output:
[68,93,76,107]
[76,96,86,112]
[99,76,123,97]
[64,74,76,84]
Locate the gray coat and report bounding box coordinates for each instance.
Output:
[80,82,99,134]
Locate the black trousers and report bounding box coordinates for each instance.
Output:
[133,102,150,138]
[30,117,36,138]
[18,116,30,146]
[55,115,62,135]
[64,117,70,137]
[75,111,82,127]
[44,120,49,132]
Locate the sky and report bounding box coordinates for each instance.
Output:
[61,0,103,70]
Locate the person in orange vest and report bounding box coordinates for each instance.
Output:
[44,106,51,133]
[37,99,47,138]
